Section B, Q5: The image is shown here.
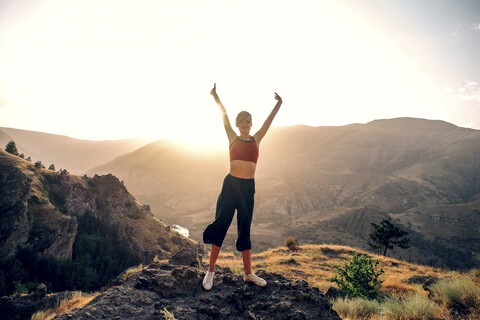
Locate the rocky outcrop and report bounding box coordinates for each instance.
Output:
[0,163,32,259]
[55,263,341,320]
[0,148,201,264]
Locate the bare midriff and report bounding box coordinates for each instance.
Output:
[229,160,256,179]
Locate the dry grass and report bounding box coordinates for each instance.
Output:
[430,276,480,311]
[213,244,455,292]
[30,291,98,320]
[211,244,479,319]
[120,264,144,280]
[380,277,419,298]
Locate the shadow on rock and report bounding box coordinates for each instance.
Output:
[54,262,341,320]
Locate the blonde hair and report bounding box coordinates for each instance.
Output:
[236,111,252,126]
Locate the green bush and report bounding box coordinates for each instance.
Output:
[329,252,384,299]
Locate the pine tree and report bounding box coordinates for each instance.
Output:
[34,161,45,169]
[369,218,410,256]
[5,141,19,156]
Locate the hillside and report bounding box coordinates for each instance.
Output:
[15,245,480,320]
[0,127,148,174]
[0,149,201,296]
[89,118,480,269]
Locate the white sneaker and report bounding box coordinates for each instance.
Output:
[203,271,215,290]
[243,273,267,287]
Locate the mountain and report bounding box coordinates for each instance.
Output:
[0,149,201,296]
[89,117,480,269]
[0,127,148,174]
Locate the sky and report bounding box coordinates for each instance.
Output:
[0,0,479,147]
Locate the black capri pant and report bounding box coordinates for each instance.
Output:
[203,174,255,251]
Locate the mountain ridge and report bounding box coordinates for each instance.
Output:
[87,117,480,268]
[0,127,149,174]
[2,118,479,269]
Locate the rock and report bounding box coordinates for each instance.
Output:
[169,249,198,266]
[35,284,47,298]
[325,287,347,300]
[406,275,441,297]
[406,275,440,286]
[54,263,342,320]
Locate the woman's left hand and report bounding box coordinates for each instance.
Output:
[274,92,283,103]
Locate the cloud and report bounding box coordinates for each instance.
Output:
[446,81,480,104]
[472,23,480,31]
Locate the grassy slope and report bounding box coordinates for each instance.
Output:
[214,244,449,293]
[214,244,480,319]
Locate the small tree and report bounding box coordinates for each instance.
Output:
[5,141,19,156]
[369,218,410,256]
[284,236,299,252]
[329,252,384,299]
[26,156,32,162]
[48,164,56,171]
[34,161,45,169]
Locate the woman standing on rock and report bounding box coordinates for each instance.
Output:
[202,83,283,290]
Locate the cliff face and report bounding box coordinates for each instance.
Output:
[0,163,34,259]
[0,149,201,264]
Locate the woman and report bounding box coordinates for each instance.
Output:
[202,83,283,290]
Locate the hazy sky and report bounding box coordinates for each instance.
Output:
[0,0,479,146]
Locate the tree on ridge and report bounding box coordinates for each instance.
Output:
[5,141,19,156]
[369,218,410,256]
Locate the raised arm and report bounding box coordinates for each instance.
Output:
[254,93,283,144]
[211,83,237,143]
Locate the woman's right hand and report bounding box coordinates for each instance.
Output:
[210,83,217,96]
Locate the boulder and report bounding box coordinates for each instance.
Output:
[168,249,198,267]
[325,287,347,300]
[54,262,341,320]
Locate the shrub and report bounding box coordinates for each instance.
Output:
[5,141,19,156]
[329,252,384,299]
[35,161,45,169]
[331,297,381,319]
[430,276,480,311]
[284,236,299,251]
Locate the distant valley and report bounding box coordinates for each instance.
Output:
[3,118,480,269]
